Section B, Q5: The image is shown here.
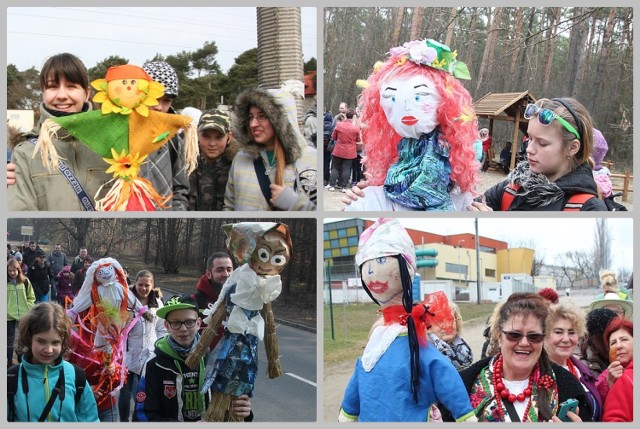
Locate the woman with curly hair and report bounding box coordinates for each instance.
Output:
[343,39,479,211]
[440,293,592,422]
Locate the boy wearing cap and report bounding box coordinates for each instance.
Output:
[141,60,190,211]
[188,109,238,211]
[26,249,54,303]
[133,295,252,422]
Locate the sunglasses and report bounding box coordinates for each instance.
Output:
[502,330,545,344]
[524,103,581,141]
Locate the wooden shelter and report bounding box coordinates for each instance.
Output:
[473,91,537,169]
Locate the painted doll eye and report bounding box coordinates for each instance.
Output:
[258,248,270,262]
[271,255,287,266]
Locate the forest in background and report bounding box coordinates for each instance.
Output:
[324,7,633,169]
[7,218,316,308]
[7,42,317,114]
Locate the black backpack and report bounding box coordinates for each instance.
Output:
[7,362,87,422]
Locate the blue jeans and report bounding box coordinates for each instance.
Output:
[118,372,139,421]
[35,292,50,303]
[98,398,119,422]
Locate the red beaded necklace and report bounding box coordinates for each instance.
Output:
[492,353,535,421]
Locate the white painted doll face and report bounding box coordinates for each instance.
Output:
[379,74,441,139]
[250,231,290,276]
[361,256,410,306]
[95,264,116,284]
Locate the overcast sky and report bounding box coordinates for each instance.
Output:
[7,7,317,74]
[324,217,633,274]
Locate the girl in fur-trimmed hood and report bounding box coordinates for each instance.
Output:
[224,86,317,211]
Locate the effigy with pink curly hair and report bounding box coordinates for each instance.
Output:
[344,39,480,211]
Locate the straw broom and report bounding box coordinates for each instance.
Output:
[185,303,226,369]
[262,302,282,378]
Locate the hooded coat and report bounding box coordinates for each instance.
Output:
[224,87,317,211]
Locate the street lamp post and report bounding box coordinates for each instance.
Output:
[457,239,465,286]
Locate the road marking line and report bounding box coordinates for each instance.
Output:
[286,372,317,387]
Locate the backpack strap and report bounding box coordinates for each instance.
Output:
[563,193,597,211]
[501,182,596,211]
[500,183,520,211]
[71,363,87,404]
[7,364,19,422]
[253,157,274,210]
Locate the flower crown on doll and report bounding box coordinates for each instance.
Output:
[389,39,470,80]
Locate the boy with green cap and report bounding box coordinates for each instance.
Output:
[188,109,238,211]
[133,294,251,421]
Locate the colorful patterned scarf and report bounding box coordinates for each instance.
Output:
[383,129,454,210]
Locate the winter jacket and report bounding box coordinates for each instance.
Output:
[439,356,593,422]
[71,268,86,295]
[224,87,317,211]
[125,301,166,375]
[303,107,317,147]
[133,336,208,422]
[22,247,40,270]
[331,119,361,159]
[571,355,603,421]
[27,261,53,297]
[46,251,67,276]
[484,162,608,211]
[7,278,36,321]
[55,273,74,303]
[188,138,239,211]
[9,357,99,422]
[602,361,633,422]
[8,103,113,211]
[140,106,190,211]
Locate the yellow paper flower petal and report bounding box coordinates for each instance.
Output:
[91,78,107,92]
[103,150,148,179]
[135,104,150,117]
[93,91,108,103]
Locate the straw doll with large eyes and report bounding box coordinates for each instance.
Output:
[344,39,479,211]
[339,218,477,422]
[186,222,292,421]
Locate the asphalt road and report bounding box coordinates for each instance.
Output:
[252,323,317,422]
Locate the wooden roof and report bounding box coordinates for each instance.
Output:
[474,91,537,135]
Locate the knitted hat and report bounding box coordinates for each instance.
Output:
[14,252,22,261]
[589,292,633,317]
[35,249,46,257]
[143,61,179,98]
[592,128,608,171]
[198,109,230,134]
[355,218,416,272]
[63,265,72,273]
[585,308,618,335]
[156,294,199,319]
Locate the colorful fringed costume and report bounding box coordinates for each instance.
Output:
[186,222,292,421]
[66,257,147,409]
[32,64,198,210]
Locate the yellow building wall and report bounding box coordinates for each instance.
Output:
[496,248,535,278]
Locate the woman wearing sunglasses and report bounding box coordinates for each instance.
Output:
[469,98,607,211]
[544,302,601,421]
[440,293,592,422]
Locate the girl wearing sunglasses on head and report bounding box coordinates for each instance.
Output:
[469,98,607,211]
[439,293,593,422]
